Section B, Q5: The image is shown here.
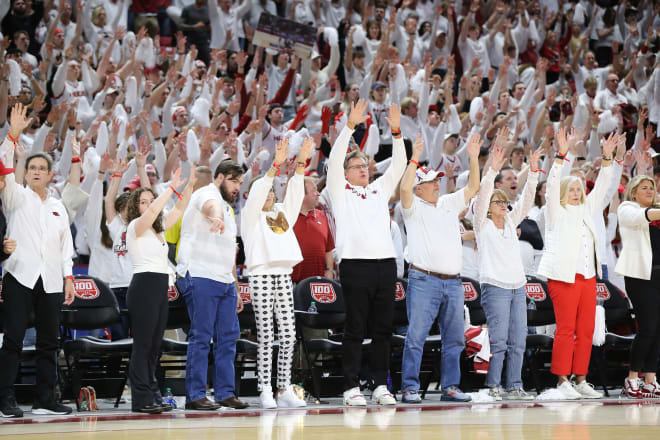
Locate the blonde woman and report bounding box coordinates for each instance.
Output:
[474,127,540,401]
[537,128,618,400]
[616,176,660,399]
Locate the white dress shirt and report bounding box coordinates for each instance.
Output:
[0,138,73,293]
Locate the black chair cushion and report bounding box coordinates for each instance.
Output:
[526,334,554,349]
[64,337,133,356]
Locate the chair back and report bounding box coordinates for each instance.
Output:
[525,276,555,326]
[462,277,485,325]
[598,279,632,328]
[166,283,190,329]
[60,276,120,330]
[293,276,345,329]
[393,278,408,327]
[237,276,256,331]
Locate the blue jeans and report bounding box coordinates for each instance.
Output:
[401,270,465,391]
[480,284,527,390]
[176,273,240,402]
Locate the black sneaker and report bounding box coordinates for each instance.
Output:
[0,397,23,418]
[32,400,73,415]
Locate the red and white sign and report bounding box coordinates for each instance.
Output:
[167,285,179,301]
[463,282,478,301]
[238,283,251,304]
[525,283,546,301]
[395,282,406,301]
[596,283,610,300]
[310,283,336,303]
[73,279,100,300]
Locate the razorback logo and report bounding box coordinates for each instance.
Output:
[395,282,406,301]
[238,283,251,304]
[596,283,610,301]
[463,282,478,301]
[73,279,100,300]
[310,283,336,303]
[168,285,179,301]
[525,283,546,301]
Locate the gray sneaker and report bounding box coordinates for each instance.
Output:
[504,388,535,400]
[402,390,422,404]
[488,387,504,401]
[441,386,471,402]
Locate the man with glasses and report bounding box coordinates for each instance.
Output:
[327,100,406,406]
[0,104,74,418]
[594,73,628,112]
[398,133,482,403]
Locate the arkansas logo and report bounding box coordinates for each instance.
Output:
[463,282,478,301]
[596,283,610,301]
[167,285,179,301]
[73,279,100,300]
[395,282,406,301]
[525,283,546,301]
[238,283,251,304]
[310,283,336,303]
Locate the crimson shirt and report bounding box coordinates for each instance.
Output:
[291,209,335,283]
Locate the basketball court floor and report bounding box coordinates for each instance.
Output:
[2,394,659,440]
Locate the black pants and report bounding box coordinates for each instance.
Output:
[339,258,396,390]
[127,272,169,410]
[0,274,63,403]
[625,270,660,373]
[108,287,130,340]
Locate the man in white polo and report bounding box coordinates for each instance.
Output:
[398,132,482,403]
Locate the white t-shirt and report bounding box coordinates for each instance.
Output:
[403,190,467,275]
[126,219,169,274]
[107,216,133,288]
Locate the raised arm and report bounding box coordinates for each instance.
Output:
[104,157,129,224]
[400,133,424,209]
[474,130,508,231]
[283,137,314,221]
[163,167,196,231]
[509,147,541,225]
[377,104,407,198]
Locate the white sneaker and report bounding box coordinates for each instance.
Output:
[343,387,367,406]
[557,381,582,400]
[574,381,603,399]
[260,387,277,409]
[276,385,307,408]
[372,385,396,405]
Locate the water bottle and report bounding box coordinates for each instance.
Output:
[164,388,177,408]
[527,298,536,311]
[307,301,318,314]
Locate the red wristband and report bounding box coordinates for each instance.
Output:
[272,163,281,177]
[170,185,183,200]
[111,173,122,180]
[66,275,74,280]
[71,157,81,164]
[614,158,623,165]
[531,169,547,174]
[391,129,401,138]
[7,133,18,143]
[409,159,420,167]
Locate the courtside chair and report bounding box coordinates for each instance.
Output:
[234,276,258,396]
[157,284,190,393]
[522,276,556,394]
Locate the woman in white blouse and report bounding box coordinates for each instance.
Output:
[125,167,195,414]
[474,127,540,401]
[616,175,660,399]
[537,128,617,400]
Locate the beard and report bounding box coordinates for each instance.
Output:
[220,181,236,203]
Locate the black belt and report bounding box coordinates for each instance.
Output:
[410,265,460,280]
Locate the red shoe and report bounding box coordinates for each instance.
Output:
[641,382,660,399]
[623,378,642,399]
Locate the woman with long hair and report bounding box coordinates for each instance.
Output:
[474,127,540,400]
[537,128,618,400]
[241,137,313,409]
[125,167,195,413]
[616,175,660,399]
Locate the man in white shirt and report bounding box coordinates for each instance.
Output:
[327,100,406,406]
[176,160,248,410]
[594,74,629,112]
[399,132,481,403]
[0,104,74,418]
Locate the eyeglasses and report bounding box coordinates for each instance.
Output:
[347,164,369,171]
[28,165,49,173]
[490,200,509,207]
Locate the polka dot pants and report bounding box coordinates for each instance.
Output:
[248,274,296,390]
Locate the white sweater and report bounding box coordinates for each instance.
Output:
[474,167,539,289]
[615,201,654,280]
[241,173,305,275]
[537,162,613,283]
[327,126,407,261]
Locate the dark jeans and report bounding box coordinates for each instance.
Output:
[625,270,660,373]
[339,258,396,390]
[127,272,169,410]
[0,274,63,403]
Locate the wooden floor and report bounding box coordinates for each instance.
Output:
[2,400,660,440]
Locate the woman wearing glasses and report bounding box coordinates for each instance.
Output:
[537,128,617,400]
[473,127,541,401]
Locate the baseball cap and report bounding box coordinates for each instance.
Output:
[145,164,157,175]
[0,159,15,176]
[371,81,387,90]
[415,166,442,185]
[106,74,123,95]
[444,133,459,141]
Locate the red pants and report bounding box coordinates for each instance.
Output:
[548,275,597,376]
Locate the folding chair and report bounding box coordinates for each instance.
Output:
[234,277,258,395]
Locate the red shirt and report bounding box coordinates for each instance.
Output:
[291,209,335,283]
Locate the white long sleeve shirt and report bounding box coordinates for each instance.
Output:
[0,138,74,293]
[327,126,407,261]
